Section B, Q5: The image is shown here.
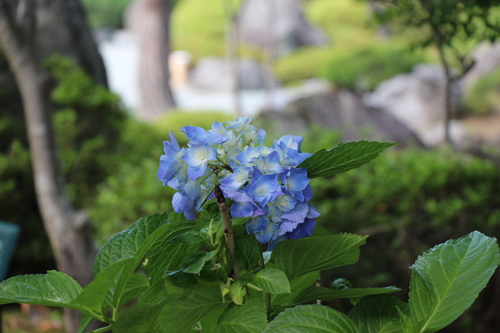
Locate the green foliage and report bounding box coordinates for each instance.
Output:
[171,0,227,60]
[292,286,400,305]
[406,231,499,332]
[299,141,398,178]
[0,187,498,333]
[276,42,426,89]
[349,295,409,333]
[81,0,131,29]
[375,0,500,74]
[0,271,83,308]
[213,297,267,333]
[46,55,127,208]
[253,269,291,295]
[0,55,127,276]
[273,233,367,280]
[263,305,357,333]
[319,42,427,91]
[464,67,500,115]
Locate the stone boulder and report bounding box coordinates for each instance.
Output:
[238,0,329,57]
[189,57,278,91]
[363,64,466,146]
[259,89,423,147]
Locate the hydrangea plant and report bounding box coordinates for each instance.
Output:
[0,117,498,333]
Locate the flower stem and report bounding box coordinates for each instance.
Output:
[259,243,272,318]
[89,326,113,333]
[214,184,240,280]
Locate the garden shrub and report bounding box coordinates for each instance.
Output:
[171,0,229,61]
[0,56,127,275]
[81,0,131,29]
[464,67,500,115]
[306,0,374,43]
[319,41,427,91]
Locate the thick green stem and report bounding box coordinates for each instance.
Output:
[259,243,272,318]
[214,184,240,280]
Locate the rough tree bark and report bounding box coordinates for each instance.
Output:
[0,1,98,332]
[36,0,108,87]
[132,0,176,120]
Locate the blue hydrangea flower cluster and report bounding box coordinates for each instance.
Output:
[158,117,319,248]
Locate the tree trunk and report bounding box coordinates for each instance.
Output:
[35,0,108,87]
[224,0,242,116]
[134,0,176,120]
[0,2,97,332]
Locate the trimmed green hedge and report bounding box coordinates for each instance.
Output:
[464,67,500,115]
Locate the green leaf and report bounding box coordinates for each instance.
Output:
[93,213,193,275]
[77,314,94,333]
[271,271,319,307]
[253,269,291,295]
[113,302,163,333]
[299,141,398,178]
[147,241,194,283]
[214,297,268,333]
[0,271,100,317]
[93,213,194,309]
[121,274,150,303]
[273,233,367,280]
[234,234,261,270]
[230,279,249,305]
[407,231,500,332]
[158,284,228,333]
[70,258,135,316]
[292,286,400,305]
[140,277,190,305]
[264,304,357,333]
[182,250,217,274]
[349,294,409,333]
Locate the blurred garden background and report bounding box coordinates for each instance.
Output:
[1,0,500,332]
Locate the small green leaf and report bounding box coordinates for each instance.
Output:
[273,233,367,280]
[182,250,217,274]
[147,241,194,283]
[349,294,409,333]
[271,271,319,307]
[158,284,228,333]
[121,274,150,304]
[264,305,357,333]
[214,297,268,333]
[407,231,500,332]
[253,269,291,295]
[299,141,398,178]
[230,279,248,305]
[234,234,261,270]
[293,286,400,304]
[113,302,163,333]
[71,258,135,315]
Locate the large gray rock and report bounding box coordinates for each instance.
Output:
[259,89,423,146]
[238,0,329,57]
[364,64,466,146]
[189,57,278,91]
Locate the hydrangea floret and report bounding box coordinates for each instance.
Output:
[158,117,319,248]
